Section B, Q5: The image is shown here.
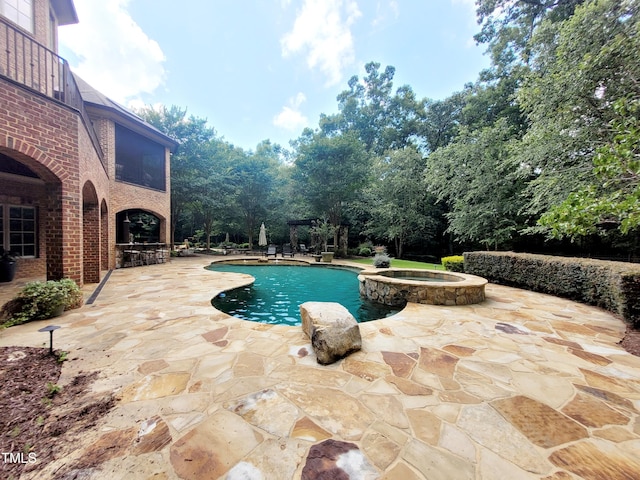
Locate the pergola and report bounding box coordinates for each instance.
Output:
[286,219,350,255]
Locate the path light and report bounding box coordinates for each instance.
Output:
[38,325,60,354]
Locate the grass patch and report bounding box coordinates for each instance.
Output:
[350,258,445,270]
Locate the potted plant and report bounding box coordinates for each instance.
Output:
[0,248,18,283]
[373,253,391,268]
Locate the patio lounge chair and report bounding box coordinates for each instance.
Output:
[282,244,294,258]
[299,244,309,255]
[265,245,277,257]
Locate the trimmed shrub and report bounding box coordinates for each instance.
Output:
[464,251,640,327]
[1,279,83,328]
[358,246,372,257]
[442,255,464,272]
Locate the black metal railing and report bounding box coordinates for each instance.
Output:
[0,17,103,161]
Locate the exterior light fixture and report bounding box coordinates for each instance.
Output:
[38,325,60,354]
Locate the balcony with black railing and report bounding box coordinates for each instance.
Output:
[0,17,103,161]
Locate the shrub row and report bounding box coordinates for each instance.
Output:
[441,255,465,272]
[464,251,640,328]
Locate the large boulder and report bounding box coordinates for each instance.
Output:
[300,302,362,365]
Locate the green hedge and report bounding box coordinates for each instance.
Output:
[464,251,640,328]
[441,255,464,272]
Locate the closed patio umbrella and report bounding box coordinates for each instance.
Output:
[259,223,267,247]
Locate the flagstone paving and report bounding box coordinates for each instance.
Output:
[1,255,640,479]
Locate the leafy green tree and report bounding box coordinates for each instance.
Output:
[425,119,528,249]
[474,0,585,70]
[516,0,640,219]
[321,62,426,155]
[420,92,466,153]
[539,97,640,238]
[232,140,282,247]
[363,147,440,258]
[188,139,236,250]
[293,131,370,253]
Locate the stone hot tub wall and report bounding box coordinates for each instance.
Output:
[358,268,487,307]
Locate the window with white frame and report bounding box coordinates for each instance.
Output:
[1,0,34,33]
[1,205,37,257]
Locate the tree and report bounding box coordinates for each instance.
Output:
[188,139,236,250]
[420,92,466,154]
[539,97,640,238]
[321,62,426,155]
[232,140,281,247]
[516,0,640,219]
[293,131,370,254]
[425,118,528,249]
[474,0,585,70]
[363,147,440,258]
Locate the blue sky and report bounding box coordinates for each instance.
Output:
[59,0,489,152]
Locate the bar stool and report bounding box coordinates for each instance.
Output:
[156,249,167,264]
[141,250,155,265]
[124,250,142,267]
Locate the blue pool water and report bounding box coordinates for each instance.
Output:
[208,264,401,325]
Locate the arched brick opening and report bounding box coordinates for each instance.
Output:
[100,199,109,271]
[116,208,166,244]
[82,181,100,284]
[0,146,64,281]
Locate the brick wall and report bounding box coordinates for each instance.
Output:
[0,79,84,283]
[33,0,49,47]
[78,115,111,271]
[0,1,172,284]
[82,200,100,283]
[0,79,172,283]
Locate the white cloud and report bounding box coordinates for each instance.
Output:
[273,93,308,131]
[281,0,361,87]
[372,0,399,28]
[58,0,165,104]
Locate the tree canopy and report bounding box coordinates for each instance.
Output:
[134,0,640,260]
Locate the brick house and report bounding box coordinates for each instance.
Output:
[0,0,176,286]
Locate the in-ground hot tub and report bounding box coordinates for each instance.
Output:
[358,268,487,306]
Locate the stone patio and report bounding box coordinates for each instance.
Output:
[1,255,639,479]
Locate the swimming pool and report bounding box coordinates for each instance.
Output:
[208,264,401,325]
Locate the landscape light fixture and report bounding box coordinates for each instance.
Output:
[38,325,61,354]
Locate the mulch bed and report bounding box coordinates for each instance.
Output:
[0,347,114,479]
[620,326,640,357]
